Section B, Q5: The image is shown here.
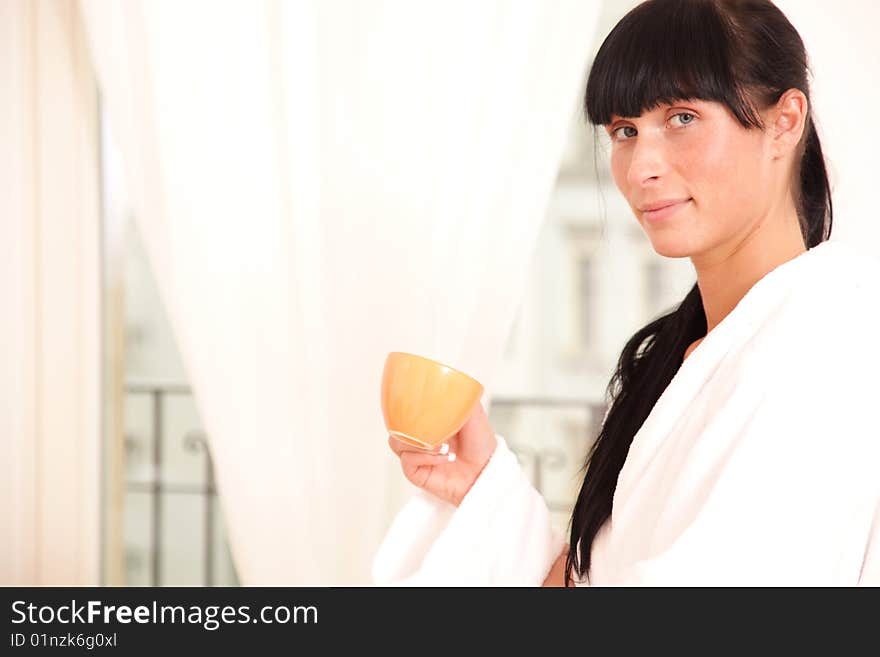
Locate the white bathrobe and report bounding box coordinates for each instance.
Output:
[372,239,880,586]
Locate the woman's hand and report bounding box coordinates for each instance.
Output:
[387,402,497,507]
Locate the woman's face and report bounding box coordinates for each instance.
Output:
[606,98,774,259]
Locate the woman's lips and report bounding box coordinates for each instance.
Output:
[642,198,692,223]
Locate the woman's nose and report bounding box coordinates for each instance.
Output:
[626,134,669,187]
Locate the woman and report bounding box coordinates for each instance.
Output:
[373,0,880,586]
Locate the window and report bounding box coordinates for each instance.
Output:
[644,259,667,318]
[563,223,602,363]
[577,255,595,350]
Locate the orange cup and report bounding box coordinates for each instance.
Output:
[381,352,484,450]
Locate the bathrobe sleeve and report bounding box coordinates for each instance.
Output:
[371,434,566,586]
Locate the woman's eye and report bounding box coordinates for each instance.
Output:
[610,113,695,141]
[670,112,696,127]
[611,125,637,141]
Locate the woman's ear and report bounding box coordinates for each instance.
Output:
[767,88,809,159]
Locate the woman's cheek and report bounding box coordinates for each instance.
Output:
[688,144,741,207]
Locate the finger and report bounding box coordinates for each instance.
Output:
[388,436,449,456]
[399,450,457,471]
[388,435,418,455]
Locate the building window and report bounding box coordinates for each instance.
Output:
[643,259,668,319]
[577,255,595,351]
[562,223,601,365]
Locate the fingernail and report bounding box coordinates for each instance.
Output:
[448,452,456,462]
[438,443,449,455]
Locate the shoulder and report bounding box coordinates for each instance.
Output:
[748,239,880,395]
[804,239,880,297]
[782,239,880,327]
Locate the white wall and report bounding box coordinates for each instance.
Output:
[775,0,880,251]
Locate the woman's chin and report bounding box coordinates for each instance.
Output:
[647,236,695,259]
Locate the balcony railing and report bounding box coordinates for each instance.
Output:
[124,382,233,587]
[490,397,606,512]
[123,383,607,584]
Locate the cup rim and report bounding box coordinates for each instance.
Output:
[387,351,482,387]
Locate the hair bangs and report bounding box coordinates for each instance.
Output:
[584,0,760,128]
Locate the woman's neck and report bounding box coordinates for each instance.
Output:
[690,205,807,334]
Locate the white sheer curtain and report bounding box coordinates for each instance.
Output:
[80,0,598,584]
[1,0,101,585]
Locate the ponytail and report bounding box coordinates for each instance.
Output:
[798,117,833,248]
